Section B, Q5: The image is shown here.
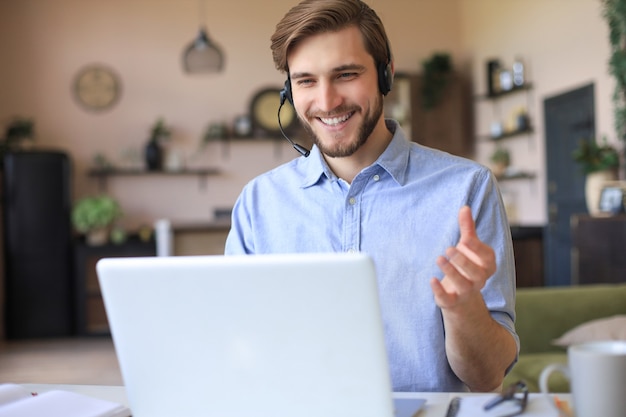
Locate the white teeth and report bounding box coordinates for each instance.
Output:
[320,113,350,126]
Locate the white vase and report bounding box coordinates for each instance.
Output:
[585,170,617,216]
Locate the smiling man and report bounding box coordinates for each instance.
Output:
[225,0,519,393]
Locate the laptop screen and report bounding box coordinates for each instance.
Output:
[97,253,397,417]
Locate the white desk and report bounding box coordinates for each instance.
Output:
[22,384,567,417]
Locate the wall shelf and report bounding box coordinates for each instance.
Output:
[87,167,221,191]
[478,127,534,142]
[475,77,537,190]
[475,83,533,100]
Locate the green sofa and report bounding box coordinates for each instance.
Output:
[502,283,626,392]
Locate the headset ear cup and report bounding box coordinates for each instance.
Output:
[378,62,393,96]
[281,79,293,105]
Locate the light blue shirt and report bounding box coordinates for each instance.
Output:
[225,120,518,392]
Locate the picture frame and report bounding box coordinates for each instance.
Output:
[598,185,625,215]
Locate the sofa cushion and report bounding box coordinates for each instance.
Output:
[515,284,626,355]
[553,315,626,347]
[503,353,569,393]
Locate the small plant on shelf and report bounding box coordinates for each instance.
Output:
[0,117,35,168]
[145,117,171,171]
[4,117,34,142]
[490,147,511,177]
[148,117,171,145]
[421,52,452,110]
[71,195,122,245]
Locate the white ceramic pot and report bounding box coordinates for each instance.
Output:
[86,228,108,246]
[585,170,617,216]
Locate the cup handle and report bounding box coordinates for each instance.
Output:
[539,363,570,414]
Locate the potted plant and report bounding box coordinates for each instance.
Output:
[1,117,35,168]
[490,147,511,177]
[5,117,34,142]
[71,195,122,245]
[572,136,620,174]
[421,52,452,111]
[145,117,171,171]
[572,136,620,216]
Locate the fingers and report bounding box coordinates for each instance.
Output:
[433,251,486,309]
[458,205,477,242]
[431,206,497,309]
[456,241,496,277]
[437,250,482,294]
[442,247,483,284]
[456,206,496,277]
[430,277,457,308]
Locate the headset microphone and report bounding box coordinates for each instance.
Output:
[278,85,310,157]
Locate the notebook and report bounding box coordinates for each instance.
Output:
[97,252,424,417]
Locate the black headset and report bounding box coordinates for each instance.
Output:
[280,41,393,106]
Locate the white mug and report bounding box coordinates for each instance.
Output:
[539,341,626,417]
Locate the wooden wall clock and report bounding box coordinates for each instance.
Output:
[250,87,296,136]
[73,64,122,112]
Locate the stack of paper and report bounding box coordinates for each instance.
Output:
[0,384,131,417]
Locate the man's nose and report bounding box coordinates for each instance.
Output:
[316,81,343,112]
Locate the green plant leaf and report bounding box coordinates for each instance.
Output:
[572,136,620,174]
[71,195,122,233]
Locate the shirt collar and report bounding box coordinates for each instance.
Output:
[299,119,411,188]
[300,145,330,188]
[375,119,410,186]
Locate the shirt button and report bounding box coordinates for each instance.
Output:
[349,197,356,205]
[373,174,380,181]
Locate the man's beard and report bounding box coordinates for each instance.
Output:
[299,94,383,158]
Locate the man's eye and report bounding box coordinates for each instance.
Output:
[297,79,314,86]
[338,72,358,80]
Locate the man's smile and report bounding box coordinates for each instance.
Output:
[318,112,354,126]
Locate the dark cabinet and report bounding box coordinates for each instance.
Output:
[511,226,544,287]
[74,237,155,335]
[571,214,626,284]
[384,72,473,158]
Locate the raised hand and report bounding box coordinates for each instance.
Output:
[430,205,496,310]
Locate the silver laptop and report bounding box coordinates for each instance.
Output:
[97,252,424,417]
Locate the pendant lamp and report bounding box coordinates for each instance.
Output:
[182,1,225,73]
